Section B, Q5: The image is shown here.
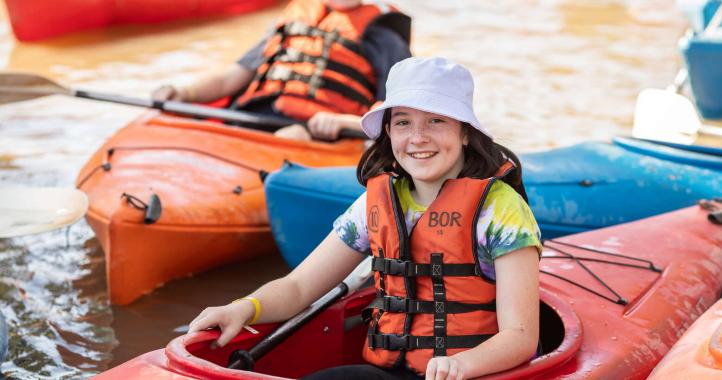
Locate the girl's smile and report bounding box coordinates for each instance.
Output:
[387,106,468,189]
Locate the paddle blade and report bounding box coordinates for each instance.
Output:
[0,188,88,238]
[632,88,701,144]
[0,72,70,104]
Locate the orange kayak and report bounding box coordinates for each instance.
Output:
[648,298,722,379]
[4,0,277,41]
[76,111,364,305]
[96,205,722,378]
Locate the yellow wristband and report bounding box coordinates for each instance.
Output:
[233,296,261,325]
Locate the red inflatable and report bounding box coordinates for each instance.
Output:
[4,0,277,41]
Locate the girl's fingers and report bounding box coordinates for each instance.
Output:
[447,363,459,380]
[426,359,437,380]
[216,323,243,348]
[187,314,216,334]
[435,358,450,380]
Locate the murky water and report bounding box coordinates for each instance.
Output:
[0,0,692,378]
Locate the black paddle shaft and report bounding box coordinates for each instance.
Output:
[227,282,350,371]
[73,90,368,139]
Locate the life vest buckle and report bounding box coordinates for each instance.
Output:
[284,21,311,37]
[382,334,410,350]
[384,259,411,276]
[267,66,293,82]
[384,296,410,313]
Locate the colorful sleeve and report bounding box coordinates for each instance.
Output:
[332,192,371,255]
[475,182,542,279]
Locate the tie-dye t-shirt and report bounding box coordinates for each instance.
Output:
[333,177,542,281]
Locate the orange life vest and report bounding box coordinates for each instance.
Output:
[362,161,517,375]
[232,0,411,121]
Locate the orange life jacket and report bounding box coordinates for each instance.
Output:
[362,161,517,375]
[232,0,411,121]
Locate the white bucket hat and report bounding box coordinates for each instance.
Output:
[360,57,492,139]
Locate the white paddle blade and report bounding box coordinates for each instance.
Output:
[632,88,701,144]
[0,188,88,238]
[342,257,372,293]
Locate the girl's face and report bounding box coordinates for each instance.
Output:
[387,107,468,186]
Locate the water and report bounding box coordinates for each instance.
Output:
[0,0,689,378]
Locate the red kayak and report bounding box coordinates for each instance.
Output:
[648,298,722,379]
[96,205,722,379]
[4,0,277,41]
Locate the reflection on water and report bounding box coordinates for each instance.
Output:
[0,0,689,378]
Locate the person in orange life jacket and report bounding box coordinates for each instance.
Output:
[151,0,411,141]
[187,57,542,380]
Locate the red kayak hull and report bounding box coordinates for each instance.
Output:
[648,298,722,379]
[97,205,722,379]
[4,0,277,41]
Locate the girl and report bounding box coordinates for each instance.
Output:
[188,57,541,380]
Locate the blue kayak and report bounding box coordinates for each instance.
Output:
[266,137,722,268]
[681,0,722,119]
[0,309,7,362]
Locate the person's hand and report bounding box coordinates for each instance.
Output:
[425,356,468,380]
[307,112,346,140]
[274,124,312,141]
[151,85,185,101]
[187,301,254,348]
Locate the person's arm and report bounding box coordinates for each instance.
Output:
[151,64,255,103]
[187,231,366,347]
[152,33,270,103]
[426,247,540,380]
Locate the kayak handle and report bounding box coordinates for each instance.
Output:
[227,349,255,372]
[120,192,162,224]
[144,194,162,224]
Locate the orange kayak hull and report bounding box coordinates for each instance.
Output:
[96,206,722,378]
[648,298,722,379]
[77,111,365,305]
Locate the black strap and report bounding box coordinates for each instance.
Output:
[273,48,375,95]
[366,248,386,348]
[709,210,722,225]
[279,21,363,55]
[266,65,373,107]
[368,333,492,351]
[371,257,480,277]
[367,295,496,314]
[430,253,447,356]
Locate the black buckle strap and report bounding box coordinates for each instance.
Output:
[371,257,480,277]
[368,333,492,351]
[274,48,375,94]
[430,253,447,356]
[266,66,373,106]
[279,21,362,55]
[368,295,496,314]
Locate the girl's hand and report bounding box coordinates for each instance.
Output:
[187,301,254,348]
[425,356,468,380]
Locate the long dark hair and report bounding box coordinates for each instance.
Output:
[356,108,528,202]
